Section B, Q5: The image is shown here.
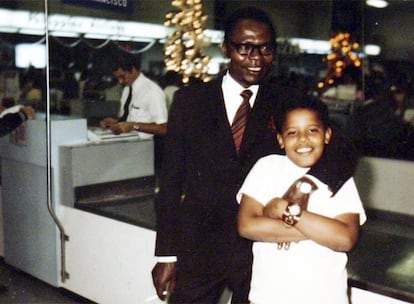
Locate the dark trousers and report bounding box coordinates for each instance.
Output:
[168,265,251,304]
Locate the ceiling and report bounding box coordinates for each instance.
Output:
[2,0,413,63]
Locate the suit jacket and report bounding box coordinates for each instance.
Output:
[154,73,357,276]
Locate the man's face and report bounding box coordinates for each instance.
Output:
[113,67,139,87]
[222,19,275,88]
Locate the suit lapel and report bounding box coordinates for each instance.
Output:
[204,75,236,148]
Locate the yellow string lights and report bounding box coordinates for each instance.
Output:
[164,0,211,84]
[318,32,362,89]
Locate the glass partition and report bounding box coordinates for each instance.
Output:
[0,1,412,179]
[216,1,414,161]
[0,0,412,165]
[44,0,414,160]
[0,0,49,279]
[0,2,46,111]
[357,1,414,160]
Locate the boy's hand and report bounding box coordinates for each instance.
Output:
[263,197,288,219]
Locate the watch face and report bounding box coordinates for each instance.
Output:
[289,204,301,216]
[299,181,313,194]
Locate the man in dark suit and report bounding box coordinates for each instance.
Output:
[152,7,356,303]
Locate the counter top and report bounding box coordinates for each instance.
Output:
[76,201,414,302]
[348,209,414,302]
[76,194,157,231]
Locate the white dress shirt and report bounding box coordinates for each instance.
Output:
[221,71,259,125]
[119,72,167,139]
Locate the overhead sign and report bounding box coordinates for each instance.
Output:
[0,9,171,40]
[62,0,133,14]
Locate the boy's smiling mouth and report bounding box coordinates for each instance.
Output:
[296,147,313,154]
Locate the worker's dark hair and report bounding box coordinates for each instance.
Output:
[113,54,141,72]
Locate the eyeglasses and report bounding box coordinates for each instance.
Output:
[228,40,275,56]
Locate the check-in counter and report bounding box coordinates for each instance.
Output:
[0,116,413,304]
[57,129,160,303]
[65,156,414,304]
[0,115,87,286]
[0,116,163,304]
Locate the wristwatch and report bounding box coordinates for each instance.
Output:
[282,203,302,227]
[133,122,140,131]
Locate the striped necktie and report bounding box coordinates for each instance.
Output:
[119,86,132,122]
[231,89,252,151]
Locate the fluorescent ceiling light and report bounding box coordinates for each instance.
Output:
[0,9,172,40]
[207,57,229,75]
[364,44,381,55]
[289,38,331,54]
[15,43,46,68]
[122,21,172,39]
[366,0,389,8]
[131,37,156,43]
[0,26,18,33]
[84,33,109,40]
[110,35,132,41]
[204,29,224,44]
[19,29,45,36]
[49,31,80,38]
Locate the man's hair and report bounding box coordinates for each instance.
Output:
[273,91,331,133]
[224,7,277,44]
[113,54,141,72]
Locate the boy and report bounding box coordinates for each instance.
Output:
[237,92,366,304]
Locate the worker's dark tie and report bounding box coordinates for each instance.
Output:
[232,89,252,152]
[119,86,132,122]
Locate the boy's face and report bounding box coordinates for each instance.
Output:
[277,108,332,168]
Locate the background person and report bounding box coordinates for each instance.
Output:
[161,70,182,111]
[0,103,35,137]
[100,54,167,138]
[347,67,414,159]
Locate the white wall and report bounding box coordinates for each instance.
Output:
[351,287,411,304]
[0,188,3,256]
[354,157,414,216]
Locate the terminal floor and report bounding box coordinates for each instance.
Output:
[0,258,94,304]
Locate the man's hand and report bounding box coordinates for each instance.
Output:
[263,197,287,219]
[109,121,134,134]
[100,117,118,129]
[282,176,318,209]
[151,262,177,301]
[21,106,35,120]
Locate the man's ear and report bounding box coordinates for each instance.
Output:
[221,42,230,58]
